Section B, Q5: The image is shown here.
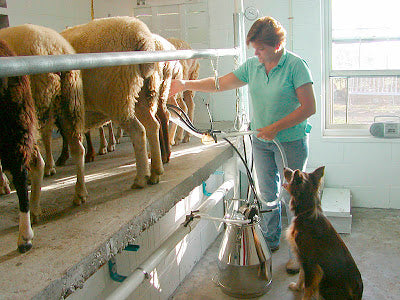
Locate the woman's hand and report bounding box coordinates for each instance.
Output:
[256,124,278,140]
[168,79,186,98]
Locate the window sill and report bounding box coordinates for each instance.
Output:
[321,135,400,143]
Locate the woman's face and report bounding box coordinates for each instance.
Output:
[250,41,278,64]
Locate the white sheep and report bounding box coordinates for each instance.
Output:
[0,24,88,214]
[167,38,200,144]
[56,119,117,165]
[152,34,183,163]
[61,16,163,187]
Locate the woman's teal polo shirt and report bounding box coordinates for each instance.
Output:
[232,49,313,142]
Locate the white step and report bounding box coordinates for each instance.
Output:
[321,188,352,234]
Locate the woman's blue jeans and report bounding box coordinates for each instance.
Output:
[252,136,309,249]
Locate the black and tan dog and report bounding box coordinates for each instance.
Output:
[284,166,363,300]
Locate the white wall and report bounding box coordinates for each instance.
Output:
[5,0,90,31]
[237,0,400,209]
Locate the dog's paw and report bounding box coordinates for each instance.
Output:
[289,282,302,291]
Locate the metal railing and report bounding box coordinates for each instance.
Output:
[0,48,240,77]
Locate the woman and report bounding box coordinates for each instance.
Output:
[169,16,316,274]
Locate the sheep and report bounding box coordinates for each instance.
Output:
[0,39,45,252]
[57,31,183,166]
[0,24,88,209]
[152,34,183,163]
[56,119,117,166]
[61,16,163,187]
[167,38,200,144]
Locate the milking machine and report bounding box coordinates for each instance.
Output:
[167,104,288,298]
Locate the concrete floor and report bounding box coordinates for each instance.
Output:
[170,208,400,300]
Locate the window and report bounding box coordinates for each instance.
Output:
[324,0,400,134]
[133,0,209,49]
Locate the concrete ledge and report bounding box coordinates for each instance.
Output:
[0,138,232,299]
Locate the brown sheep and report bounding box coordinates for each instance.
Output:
[167,38,200,144]
[61,17,162,187]
[0,39,45,252]
[0,24,88,211]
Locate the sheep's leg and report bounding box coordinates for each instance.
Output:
[55,128,70,166]
[120,117,150,188]
[10,164,33,253]
[0,162,11,194]
[107,122,116,152]
[98,126,108,155]
[137,107,164,184]
[174,95,188,145]
[156,106,170,163]
[182,90,195,143]
[85,130,96,162]
[41,124,56,176]
[64,133,88,205]
[55,118,70,166]
[29,149,44,224]
[115,127,123,144]
[157,75,171,163]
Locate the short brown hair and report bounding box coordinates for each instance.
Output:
[246,16,286,48]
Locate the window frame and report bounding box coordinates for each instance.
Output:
[323,0,400,136]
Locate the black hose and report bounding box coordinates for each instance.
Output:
[166,104,203,133]
[223,137,262,206]
[167,103,265,209]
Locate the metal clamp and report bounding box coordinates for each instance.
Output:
[183,210,200,227]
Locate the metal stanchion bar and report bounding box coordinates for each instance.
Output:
[0,48,239,77]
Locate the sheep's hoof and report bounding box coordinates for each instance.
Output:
[18,242,33,253]
[148,174,160,185]
[98,147,108,155]
[131,176,149,189]
[85,153,95,163]
[0,183,11,195]
[182,136,190,143]
[44,167,56,177]
[288,282,301,291]
[73,194,87,206]
[56,154,69,166]
[107,144,116,152]
[161,155,170,164]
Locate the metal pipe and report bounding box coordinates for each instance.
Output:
[106,180,235,300]
[0,48,240,78]
[233,0,249,125]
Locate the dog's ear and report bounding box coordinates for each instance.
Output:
[311,166,325,184]
[293,169,302,184]
[283,167,294,182]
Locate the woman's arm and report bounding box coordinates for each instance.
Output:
[256,82,316,140]
[168,72,246,97]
